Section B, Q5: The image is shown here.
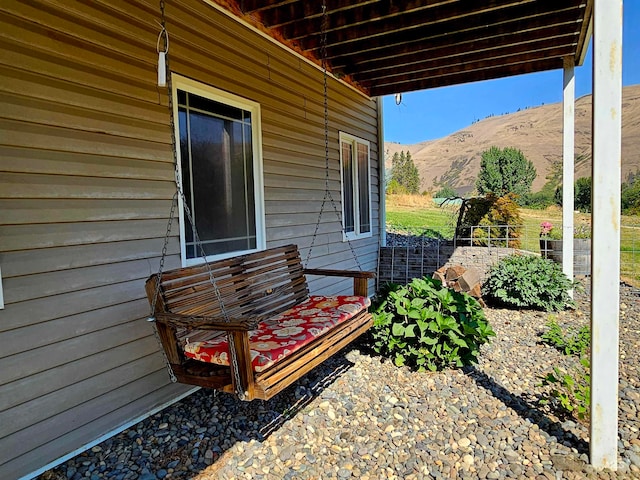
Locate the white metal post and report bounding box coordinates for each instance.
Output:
[377,97,387,247]
[562,56,575,297]
[590,0,622,470]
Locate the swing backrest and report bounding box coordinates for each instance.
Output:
[150,244,310,321]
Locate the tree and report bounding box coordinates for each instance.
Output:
[574,177,592,213]
[390,150,420,194]
[435,184,457,198]
[554,176,593,213]
[622,172,640,215]
[475,146,536,202]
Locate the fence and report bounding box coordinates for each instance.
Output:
[381,224,639,293]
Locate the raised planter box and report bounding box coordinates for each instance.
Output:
[539,238,591,276]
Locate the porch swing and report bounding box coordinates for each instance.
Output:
[145,1,375,401]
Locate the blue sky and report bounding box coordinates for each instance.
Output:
[383,2,640,144]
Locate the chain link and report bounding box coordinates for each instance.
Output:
[306,0,362,271]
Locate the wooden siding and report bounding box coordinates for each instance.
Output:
[0,1,380,478]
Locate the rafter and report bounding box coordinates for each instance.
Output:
[216,0,591,96]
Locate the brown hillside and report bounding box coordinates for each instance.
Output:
[385,84,640,195]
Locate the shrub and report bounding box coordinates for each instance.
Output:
[435,184,457,198]
[521,190,554,209]
[483,254,575,311]
[369,277,495,371]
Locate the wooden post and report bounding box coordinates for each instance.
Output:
[353,277,369,297]
[562,56,575,297]
[590,0,622,470]
[231,331,255,400]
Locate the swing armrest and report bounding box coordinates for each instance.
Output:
[154,312,261,331]
[303,268,376,279]
[303,269,376,297]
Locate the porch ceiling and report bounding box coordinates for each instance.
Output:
[223,0,593,97]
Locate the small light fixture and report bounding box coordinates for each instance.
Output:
[395,93,402,105]
[157,25,168,87]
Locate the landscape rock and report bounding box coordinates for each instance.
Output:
[38,284,639,480]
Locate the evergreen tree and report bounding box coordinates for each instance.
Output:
[476,146,536,202]
[390,150,420,194]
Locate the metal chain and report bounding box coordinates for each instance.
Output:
[179,190,246,399]
[305,0,362,271]
[147,0,178,384]
[149,0,244,397]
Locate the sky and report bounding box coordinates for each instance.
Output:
[383,2,640,144]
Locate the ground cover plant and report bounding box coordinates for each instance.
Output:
[369,277,495,371]
[539,319,592,421]
[483,254,576,311]
[541,318,590,356]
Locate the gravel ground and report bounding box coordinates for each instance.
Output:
[40,285,640,480]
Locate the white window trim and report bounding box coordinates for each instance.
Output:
[171,74,266,267]
[339,131,373,242]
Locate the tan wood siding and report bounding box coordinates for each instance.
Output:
[0,0,380,477]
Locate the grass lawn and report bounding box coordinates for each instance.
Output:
[386,194,640,287]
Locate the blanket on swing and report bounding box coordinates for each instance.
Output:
[183,295,370,372]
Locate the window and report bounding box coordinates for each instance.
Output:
[339,132,372,240]
[173,75,265,265]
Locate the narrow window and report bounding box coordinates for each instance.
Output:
[173,76,265,265]
[339,132,372,241]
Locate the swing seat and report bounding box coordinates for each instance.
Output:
[145,244,375,400]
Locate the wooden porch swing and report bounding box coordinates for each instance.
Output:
[145,1,375,401]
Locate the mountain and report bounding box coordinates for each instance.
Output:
[385,84,640,195]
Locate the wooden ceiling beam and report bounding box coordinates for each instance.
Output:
[358,44,575,86]
[278,0,455,39]
[239,0,298,14]
[341,30,579,80]
[323,4,583,59]
[332,14,581,72]
[368,57,563,96]
[299,0,577,53]
[225,1,591,97]
[354,34,578,85]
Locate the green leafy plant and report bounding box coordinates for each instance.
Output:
[540,357,591,421]
[541,318,590,356]
[369,277,495,372]
[483,254,576,311]
[539,320,591,421]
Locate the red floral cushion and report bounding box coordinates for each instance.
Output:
[183,295,371,372]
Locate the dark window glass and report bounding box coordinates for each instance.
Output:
[357,143,371,233]
[341,141,355,233]
[177,89,256,259]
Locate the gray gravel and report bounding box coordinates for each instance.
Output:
[40,285,640,480]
